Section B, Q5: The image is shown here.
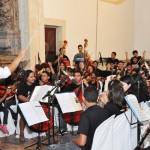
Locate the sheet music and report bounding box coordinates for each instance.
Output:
[125,94,150,124]
[18,101,48,126]
[30,85,55,103]
[55,92,82,113]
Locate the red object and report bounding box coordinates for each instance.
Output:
[61,58,71,67]
[30,103,53,132]
[0,85,7,96]
[63,85,83,125]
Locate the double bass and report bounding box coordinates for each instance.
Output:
[61,40,71,67]
[84,39,93,67]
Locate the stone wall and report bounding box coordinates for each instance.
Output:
[0,0,20,55]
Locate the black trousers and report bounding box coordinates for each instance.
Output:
[4,97,17,120]
[0,105,8,124]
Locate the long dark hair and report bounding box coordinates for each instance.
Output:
[108,80,125,106]
[22,70,34,84]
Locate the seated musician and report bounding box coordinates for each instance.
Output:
[92,60,102,76]
[87,72,100,91]
[106,52,119,67]
[57,62,67,77]
[59,70,85,134]
[45,62,57,85]
[0,88,12,134]
[39,71,51,85]
[72,86,109,150]
[76,61,86,75]
[17,70,37,142]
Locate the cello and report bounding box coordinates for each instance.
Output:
[62,84,83,125]
[30,82,53,132]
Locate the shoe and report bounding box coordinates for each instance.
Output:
[19,137,25,142]
[20,134,25,142]
[57,129,67,135]
[0,125,9,134]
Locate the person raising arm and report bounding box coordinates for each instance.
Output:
[0,50,26,79]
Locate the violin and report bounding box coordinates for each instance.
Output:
[0,84,17,97]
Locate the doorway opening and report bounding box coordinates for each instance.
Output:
[45,26,56,62]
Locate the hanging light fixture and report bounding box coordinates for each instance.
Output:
[101,0,125,5]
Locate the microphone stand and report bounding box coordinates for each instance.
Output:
[42,77,67,145]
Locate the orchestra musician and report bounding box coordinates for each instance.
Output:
[39,71,51,85]
[17,70,37,142]
[0,50,26,134]
[125,50,146,69]
[73,45,85,66]
[53,48,70,73]
[106,52,119,67]
[59,70,85,133]
[72,86,109,150]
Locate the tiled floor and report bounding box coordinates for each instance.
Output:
[0,134,60,150]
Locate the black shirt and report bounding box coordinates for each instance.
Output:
[17,82,37,103]
[106,58,119,65]
[78,105,109,150]
[130,56,142,67]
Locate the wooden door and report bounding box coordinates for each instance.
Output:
[45,27,56,62]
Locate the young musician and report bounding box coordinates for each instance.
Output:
[72,86,109,150]
[53,48,70,73]
[39,71,51,85]
[76,61,86,75]
[17,70,37,142]
[73,45,85,66]
[64,70,83,92]
[106,52,119,66]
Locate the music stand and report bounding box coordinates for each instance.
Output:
[42,77,69,145]
[124,94,150,150]
[18,101,49,149]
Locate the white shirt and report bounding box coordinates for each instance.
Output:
[0,66,11,79]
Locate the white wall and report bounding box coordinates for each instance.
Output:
[98,0,134,59]
[134,0,150,60]
[43,0,134,62]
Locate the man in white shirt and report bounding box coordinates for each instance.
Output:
[0,50,26,79]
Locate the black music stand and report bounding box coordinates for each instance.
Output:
[24,123,48,150]
[42,78,68,145]
[124,94,150,150]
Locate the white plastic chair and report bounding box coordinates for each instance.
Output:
[15,113,46,139]
[113,111,132,150]
[91,115,115,150]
